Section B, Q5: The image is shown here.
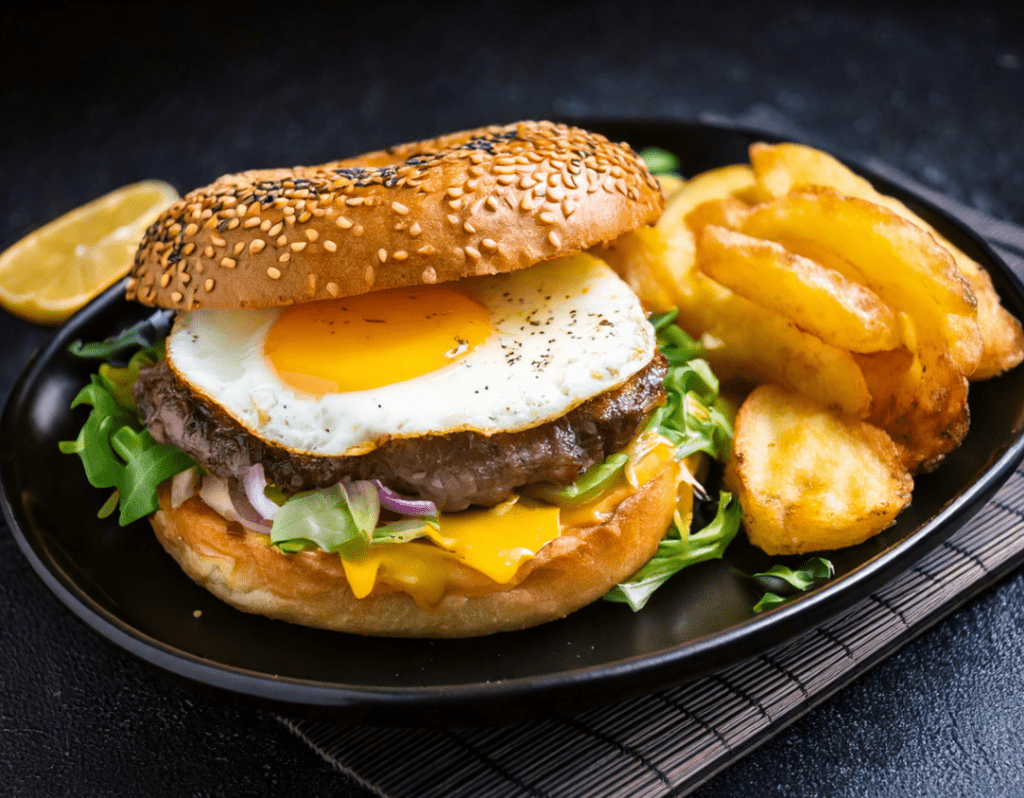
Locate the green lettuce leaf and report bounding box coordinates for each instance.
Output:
[605,491,742,611]
[270,484,377,558]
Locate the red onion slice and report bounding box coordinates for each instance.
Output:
[372,480,438,517]
[242,464,281,521]
[200,474,273,533]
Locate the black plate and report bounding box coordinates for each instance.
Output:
[4,120,1024,724]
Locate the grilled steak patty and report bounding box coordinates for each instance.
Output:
[135,355,667,511]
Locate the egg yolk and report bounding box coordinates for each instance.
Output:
[264,285,492,394]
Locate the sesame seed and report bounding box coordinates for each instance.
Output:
[183,242,196,255]
[211,235,226,247]
[465,246,481,260]
[291,242,307,252]
[391,201,410,215]
[184,223,198,236]
[267,267,282,280]
[365,266,375,285]
[232,242,244,255]
[409,222,422,237]
[180,273,191,285]
[378,249,388,263]
[279,253,291,263]
[204,246,215,258]
[260,219,272,231]
[249,239,266,254]
[481,238,498,252]
[447,186,464,198]
[268,222,283,237]
[326,282,340,296]
[485,196,500,211]
[417,244,437,256]
[548,231,562,247]
[563,199,578,217]
[221,257,236,268]
[205,278,215,292]
[463,220,476,234]
[448,198,463,210]
[336,216,353,229]
[226,218,240,230]
[160,273,171,287]
[171,291,183,303]
[422,266,437,283]
[496,175,517,185]
[352,225,364,237]
[324,240,337,252]
[447,214,459,225]
[393,251,408,261]
[298,211,311,223]
[539,211,556,224]
[305,229,319,241]
[244,217,261,229]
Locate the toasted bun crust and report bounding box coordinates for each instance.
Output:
[150,466,678,637]
[127,121,664,310]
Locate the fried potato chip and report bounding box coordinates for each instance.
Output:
[726,384,913,555]
[697,225,902,353]
[750,142,1023,378]
[742,189,982,376]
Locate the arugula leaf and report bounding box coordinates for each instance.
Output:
[525,453,630,507]
[67,310,174,361]
[59,374,196,525]
[639,146,682,178]
[752,558,835,612]
[605,492,742,610]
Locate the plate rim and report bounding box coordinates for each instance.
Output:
[4,117,1024,716]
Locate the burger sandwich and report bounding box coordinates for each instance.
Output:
[63,121,737,637]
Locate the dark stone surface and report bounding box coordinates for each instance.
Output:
[2,1,1023,795]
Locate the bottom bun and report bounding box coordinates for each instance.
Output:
[150,467,679,637]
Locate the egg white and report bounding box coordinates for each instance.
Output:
[166,253,655,457]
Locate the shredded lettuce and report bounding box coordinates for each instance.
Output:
[751,557,835,612]
[605,491,743,611]
[59,368,196,525]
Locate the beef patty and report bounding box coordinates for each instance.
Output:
[136,355,667,511]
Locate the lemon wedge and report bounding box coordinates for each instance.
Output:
[0,180,180,325]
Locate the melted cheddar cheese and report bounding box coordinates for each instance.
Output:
[341,437,686,607]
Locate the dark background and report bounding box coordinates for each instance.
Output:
[2,1,1024,795]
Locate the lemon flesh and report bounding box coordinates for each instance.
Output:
[0,180,179,325]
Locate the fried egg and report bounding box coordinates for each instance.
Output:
[166,252,655,457]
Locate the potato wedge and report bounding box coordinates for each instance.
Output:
[604,223,873,417]
[742,189,982,376]
[726,384,913,555]
[597,226,678,313]
[750,142,1023,378]
[697,225,902,353]
[658,164,759,241]
[656,174,685,203]
[684,197,752,236]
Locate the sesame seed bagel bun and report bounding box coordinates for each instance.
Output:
[149,463,679,637]
[127,121,664,310]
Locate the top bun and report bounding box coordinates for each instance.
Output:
[126,121,665,309]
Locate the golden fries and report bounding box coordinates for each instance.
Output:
[605,138,1023,555]
[727,385,913,555]
[750,142,1024,379]
[697,225,901,353]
